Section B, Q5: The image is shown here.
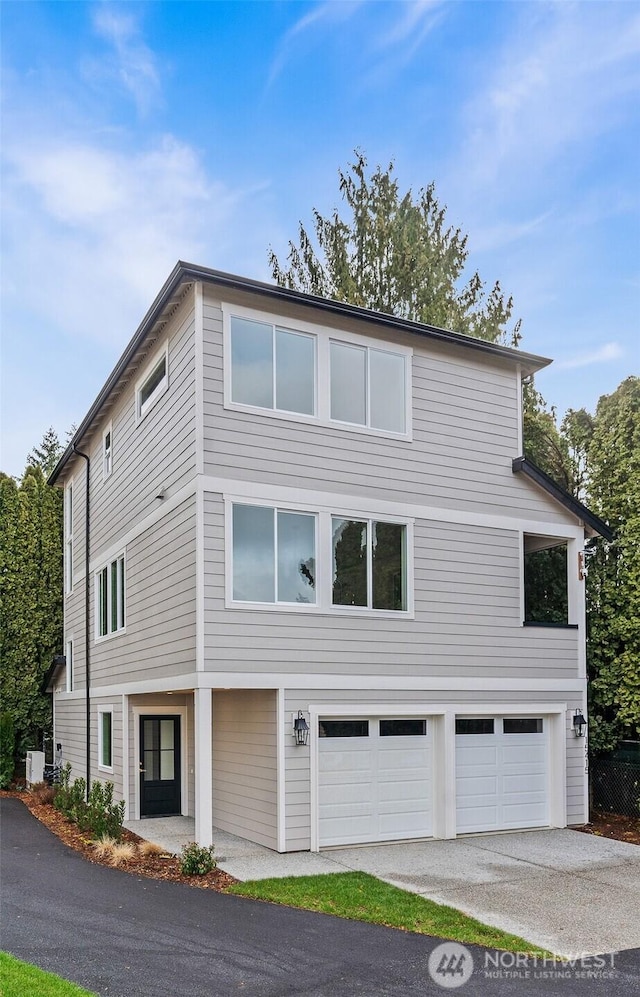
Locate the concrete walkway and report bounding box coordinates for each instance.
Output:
[125,818,640,957]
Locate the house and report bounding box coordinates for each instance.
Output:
[48,262,612,852]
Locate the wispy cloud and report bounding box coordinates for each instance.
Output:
[556,343,624,370]
[83,5,161,113]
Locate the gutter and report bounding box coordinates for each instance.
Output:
[72,444,91,793]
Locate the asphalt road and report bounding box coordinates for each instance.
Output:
[1,798,638,997]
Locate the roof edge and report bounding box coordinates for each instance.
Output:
[512,456,613,541]
[49,261,552,484]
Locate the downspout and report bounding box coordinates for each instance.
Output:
[73,445,91,794]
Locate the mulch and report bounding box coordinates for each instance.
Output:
[0,788,237,890]
[575,809,640,846]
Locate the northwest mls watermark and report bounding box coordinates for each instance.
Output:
[428,943,619,989]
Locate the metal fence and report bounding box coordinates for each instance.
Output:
[590,756,640,818]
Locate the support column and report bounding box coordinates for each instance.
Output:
[194,688,213,847]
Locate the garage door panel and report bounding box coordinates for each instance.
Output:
[456,718,549,834]
[319,717,432,846]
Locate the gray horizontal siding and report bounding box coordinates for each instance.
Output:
[91,495,197,687]
[203,492,579,679]
[213,690,277,849]
[53,697,86,782]
[201,287,576,525]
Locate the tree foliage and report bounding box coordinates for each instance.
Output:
[270,152,521,346]
[0,431,64,758]
[585,377,640,751]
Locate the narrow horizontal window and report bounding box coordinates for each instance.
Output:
[138,353,168,419]
[380,719,427,737]
[503,718,543,734]
[456,718,495,735]
[319,720,369,738]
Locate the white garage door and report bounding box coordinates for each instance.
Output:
[456,717,549,833]
[319,718,433,846]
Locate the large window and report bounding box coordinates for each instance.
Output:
[96,555,125,638]
[137,349,168,420]
[98,708,113,771]
[330,342,406,433]
[226,308,410,437]
[231,316,315,416]
[523,535,569,625]
[232,504,316,604]
[65,482,73,594]
[332,518,406,611]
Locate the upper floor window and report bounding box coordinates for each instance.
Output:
[232,503,316,605]
[330,342,406,433]
[96,554,125,639]
[103,424,113,479]
[523,534,569,626]
[229,500,410,614]
[332,518,407,611]
[136,348,168,421]
[225,306,411,438]
[65,481,74,595]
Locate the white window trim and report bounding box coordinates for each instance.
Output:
[222,302,413,441]
[65,638,74,694]
[94,552,126,642]
[97,705,115,773]
[102,422,113,480]
[521,531,578,628]
[64,478,74,595]
[136,345,169,422]
[225,496,414,618]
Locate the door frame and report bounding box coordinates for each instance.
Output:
[131,703,188,820]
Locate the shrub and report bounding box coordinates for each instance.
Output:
[180,841,216,876]
[54,767,125,840]
[54,765,86,823]
[107,842,135,867]
[92,836,117,859]
[31,781,55,804]
[0,713,15,789]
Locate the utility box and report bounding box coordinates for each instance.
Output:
[26,750,45,786]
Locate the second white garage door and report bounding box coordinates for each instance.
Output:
[319,718,433,847]
[456,717,549,833]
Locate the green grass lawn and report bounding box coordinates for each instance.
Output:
[229,872,550,954]
[0,952,96,997]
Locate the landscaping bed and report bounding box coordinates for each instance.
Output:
[576,809,640,845]
[0,789,236,890]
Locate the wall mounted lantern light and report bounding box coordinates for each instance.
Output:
[293,711,310,746]
[572,710,587,737]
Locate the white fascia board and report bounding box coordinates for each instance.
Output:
[308,702,567,717]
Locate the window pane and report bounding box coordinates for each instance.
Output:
[160,749,174,780]
[99,568,108,636]
[523,541,568,624]
[232,505,275,602]
[111,560,118,633]
[160,719,174,749]
[275,329,314,415]
[332,519,367,606]
[319,720,369,738]
[503,718,544,734]
[231,317,273,408]
[372,522,406,611]
[101,713,112,767]
[277,512,316,604]
[369,350,406,432]
[456,718,495,735]
[380,719,426,736]
[330,342,366,425]
[140,357,166,407]
[118,557,125,630]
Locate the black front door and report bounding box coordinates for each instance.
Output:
[140,715,181,817]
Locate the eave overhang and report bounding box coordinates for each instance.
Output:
[512,456,613,541]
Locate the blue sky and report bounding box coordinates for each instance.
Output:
[1,0,638,477]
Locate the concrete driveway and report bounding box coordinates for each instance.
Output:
[127,817,639,957]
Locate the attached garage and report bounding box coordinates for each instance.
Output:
[318,717,433,846]
[455,717,549,833]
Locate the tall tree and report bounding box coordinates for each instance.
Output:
[585,377,640,751]
[270,152,521,346]
[0,432,64,760]
[522,381,573,490]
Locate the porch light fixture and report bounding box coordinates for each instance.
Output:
[572,710,587,737]
[293,711,310,746]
